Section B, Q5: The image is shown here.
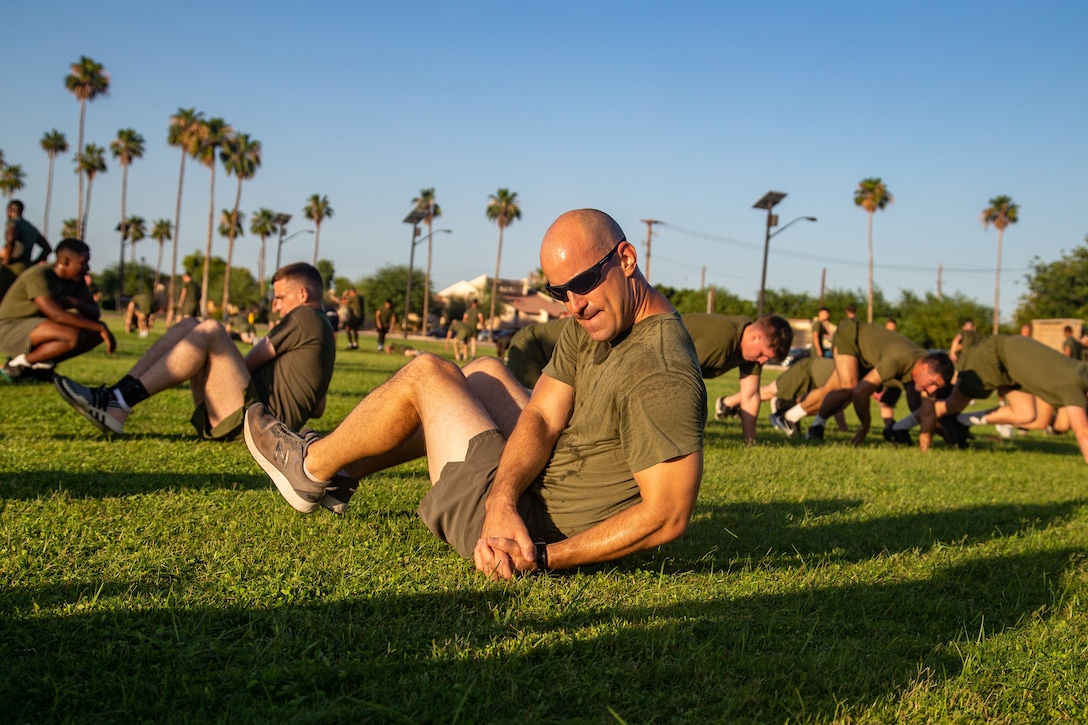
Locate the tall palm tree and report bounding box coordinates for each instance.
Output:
[77,144,107,236]
[854,177,893,323]
[982,195,1020,335]
[166,108,205,317]
[195,117,234,317]
[303,194,333,265]
[150,218,173,289]
[217,208,245,312]
[485,188,522,342]
[125,215,147,265]
[39,130,68,237]
[61,218,79,239]
[220,133,261,316]
[0,164,26,200]
[64,56,110,239]
[111,128,146,290]
[412,188,442,336]
[249,207,277,297]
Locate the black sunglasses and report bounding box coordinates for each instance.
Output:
[544,242,623,302]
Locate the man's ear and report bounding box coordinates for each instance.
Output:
[296,285,310,303]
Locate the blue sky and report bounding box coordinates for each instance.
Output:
[4,1,1085,320]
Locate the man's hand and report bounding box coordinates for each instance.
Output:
[101,325,117,355]
[473,505,534,580]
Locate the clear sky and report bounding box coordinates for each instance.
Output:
[4,1,1085,320]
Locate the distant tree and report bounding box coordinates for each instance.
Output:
[893,290,991,349]
[315,259,336,292]
[413,188,442,335]
[1016,237,1088,324]
[303,194,334,265]
[150,219,173,288]
[195,117,234,317]
[124,215,147,265]
[249,207,277,296]
[854,177,893,323]
[982,195,1020,335]
[362,264,427,324]
[220,132,260,316]
[166,107,205,313]
[39,129,68,237]
[76,143,107,234]
[485,188,521,340]
[65,56,109,238]
[0,163,25,199]
[111,128,145,288]
[60,218,79,239]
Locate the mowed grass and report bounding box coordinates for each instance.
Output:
[2,316,1087,723]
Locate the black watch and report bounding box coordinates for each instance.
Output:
[533,540,549,572]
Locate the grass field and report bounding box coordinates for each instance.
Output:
[2,317,1087,723]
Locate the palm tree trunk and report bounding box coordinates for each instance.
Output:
[76,100,86,239]
[84,179,94,242]
[489,224,505,342]
[222,180,243,319]
[121,165,130,265]
[155,240,165,291]
[43,155,56,238]
[168,150,186,318]
[993,228,1003,335]
[312,223,321,266]
[422,218,433,337]
[866,210,874,323]
[201,165,216,318]
[258,236,267,297]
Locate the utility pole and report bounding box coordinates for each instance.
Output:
[818,268,826,307]
[640,219,662,283]
[936,264,943,300]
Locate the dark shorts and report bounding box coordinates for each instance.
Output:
[189,378,260,441]
[0,318,42,356]
[417,429,545,559]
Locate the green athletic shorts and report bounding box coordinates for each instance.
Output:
[417,429,548,559]
[189,378,260,441]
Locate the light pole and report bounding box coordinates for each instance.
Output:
[401,215,452,338]
[269,225,314,303]
[753,191,816,316]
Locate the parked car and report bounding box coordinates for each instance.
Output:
[479,328,517,343]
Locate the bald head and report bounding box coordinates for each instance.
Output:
[540,209,626,273]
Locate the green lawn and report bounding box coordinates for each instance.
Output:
[2,319,1086,723]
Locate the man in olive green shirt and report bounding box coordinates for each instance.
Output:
[923,335,1088,463]
[55,263,334,440]
[1,200,52,304]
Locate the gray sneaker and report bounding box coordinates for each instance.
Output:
[769,411,797,437]
[300,428,358,515]
[53,375,125,435]
[244,403,329,514]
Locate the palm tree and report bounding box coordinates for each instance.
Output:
[125,215,147,265]
[412,188,442,336]
[217,208,245,312]
[111,128,146,291]
[61,218,79,239]
[76,144,107,235]
[220,133,261,316]
[303,194,334,265]
[249,207,277,297]
[854,177,893,323]
[150,218,173,289]
[982,195,1020,335]
[166,108,205,318]
[195,117,234,317]
[64,56,110,239]
[485,188,522,341]
[39,130,68,237]
[0,164,26,199]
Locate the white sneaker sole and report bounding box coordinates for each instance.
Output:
[243,408,320,514]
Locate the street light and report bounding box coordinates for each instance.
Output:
[269,218,315,304]
[752,191,816,316]
[401,214,452,338]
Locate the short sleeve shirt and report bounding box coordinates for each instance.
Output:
[4,219,43,273]
[681,313,757,378]
[956,335,1088,410]
[252,305,337,429]
[506,318,572,388]
[774,356,836,401]
[833,318,924,387]
[535,312,706,539]
[0,265,93,320]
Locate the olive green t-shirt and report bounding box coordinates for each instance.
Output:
[506,318,572,388]
[462,307,482,336]
[179,280,200,316]
[681,313,758,379]
[252,305,336,430]
[956,335,1088,410]
[4,218,44,274]
[0,264,93,320]
[774,356,836,401]
[533,312,706,539]
[832,318,924,387]
[1063,335,1084,360]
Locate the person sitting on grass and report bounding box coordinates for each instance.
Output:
[0,238,114,383]
[243,209,707,580]
[54,262,335,439]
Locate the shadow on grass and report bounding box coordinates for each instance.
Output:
[0,471,272,498]
[1,546,1081,722]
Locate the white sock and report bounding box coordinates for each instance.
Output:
[785,404,807,423]
[958,413,986,426]
[893,412,917,430]
[9,353,29,368]
[812,415,827,427]
[302,460,327,484]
